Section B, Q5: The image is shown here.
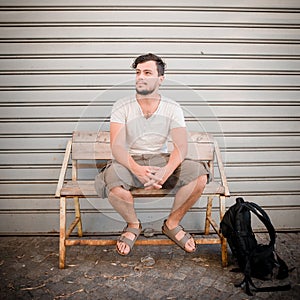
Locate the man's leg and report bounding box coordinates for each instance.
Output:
[108,186,140,255]
[165,174,207,252]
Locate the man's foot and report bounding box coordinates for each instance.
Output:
[116,221,142,256]
[162,220,196,253]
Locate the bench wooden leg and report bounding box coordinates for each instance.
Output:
[219,195,226,220]
[219,195,228,267]
[59,196,66,269]
[73,196,83,237]
[221,235,228,267]
[204,196,213,235]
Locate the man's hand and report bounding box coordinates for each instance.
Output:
[144,167,168,190]
[132,165,161,186]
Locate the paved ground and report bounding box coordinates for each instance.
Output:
[0,232,299,300]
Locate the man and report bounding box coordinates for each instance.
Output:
[95,53,209,256]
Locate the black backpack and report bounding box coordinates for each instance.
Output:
[220,197,292,296]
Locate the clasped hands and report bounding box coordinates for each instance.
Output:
[137,166,167,190]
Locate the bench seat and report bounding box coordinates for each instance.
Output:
[60,180,225,197]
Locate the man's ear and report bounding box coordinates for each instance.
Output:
[159,75,165,85]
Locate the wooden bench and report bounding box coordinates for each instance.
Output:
[55,131,230,269]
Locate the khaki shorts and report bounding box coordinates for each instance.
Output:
[95,153,210,198]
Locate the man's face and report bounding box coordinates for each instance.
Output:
[135,60,164,96]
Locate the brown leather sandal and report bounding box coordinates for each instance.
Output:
[162,220,196,253]
[116,221,142,256]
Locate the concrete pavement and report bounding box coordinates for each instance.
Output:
[0,232,299,299]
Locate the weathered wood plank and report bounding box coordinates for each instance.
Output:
[71,131,214,160]
[59,180,225,197]
[71,142,214,160]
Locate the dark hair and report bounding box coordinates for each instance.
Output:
[131,53,166,76]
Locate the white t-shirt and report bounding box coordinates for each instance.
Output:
[110,96,186,155]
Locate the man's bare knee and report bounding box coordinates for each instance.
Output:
[198,174,207,186]
[191,175,207,194]
[109,186,133,203]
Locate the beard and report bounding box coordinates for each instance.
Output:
[136,80,158,96]
[136,86,156,96]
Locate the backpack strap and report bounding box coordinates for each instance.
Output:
[242,202,276,247]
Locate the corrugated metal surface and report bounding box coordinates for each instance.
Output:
[0,0,299,233]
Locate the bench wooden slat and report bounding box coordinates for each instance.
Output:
[72,131,215,160]
[72,142,214,160]
[73,131,110,143]
[72,142,112,160]
[60,180,225,197]
[72,131,214,143]
[65,237,222,246]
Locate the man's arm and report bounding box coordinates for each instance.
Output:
[165,126,188,179]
